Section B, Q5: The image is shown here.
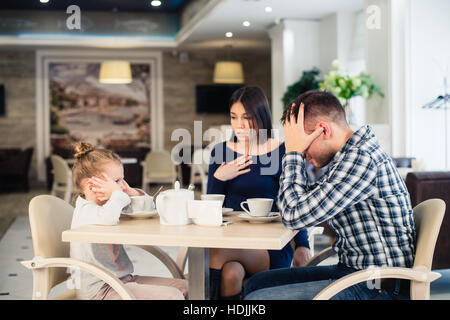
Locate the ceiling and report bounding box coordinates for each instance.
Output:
[181,0,365,50]
[0,0,365,50]
[0,0,188,13]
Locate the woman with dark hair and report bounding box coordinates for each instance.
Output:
[206,86,311,300]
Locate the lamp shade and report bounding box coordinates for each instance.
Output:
[213,61,244,84]
[99,60,132,84]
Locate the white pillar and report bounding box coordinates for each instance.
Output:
[364,0,411,157]
[268,19,320,126]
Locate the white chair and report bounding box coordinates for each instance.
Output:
[50,155,73,203]
[21,195,185,300]
[141,150,177,193]
[308,199,445,300]
[189,148,211,194]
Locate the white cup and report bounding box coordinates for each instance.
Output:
[188,200,223,226]
[201,194,225,207]
[240,198,273,217]
[130,195,154,213]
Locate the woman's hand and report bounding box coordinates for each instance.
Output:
[88,173,121,202]
[213,155,253,181]
[292,246,312,267]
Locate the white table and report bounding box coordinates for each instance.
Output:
[61,211,298,299]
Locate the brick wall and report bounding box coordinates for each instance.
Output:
[162,49,271,151]
[0,48,271,182]
[0,49,37,180]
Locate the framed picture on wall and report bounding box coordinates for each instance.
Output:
[48,62,151,157]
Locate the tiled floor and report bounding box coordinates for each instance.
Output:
[0,188,447,300]
[0,215,187,299]
[0,212,335,300]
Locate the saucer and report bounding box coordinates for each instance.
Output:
[236,212,281,224]
[121,210,158,219]
[222,208,233,216]
[193,220,232,227]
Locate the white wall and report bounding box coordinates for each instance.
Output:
[365,0,390,126]
[319,13,338,75]
[268,20,320,125]
[319,11,365,79]
[408,0,450,170]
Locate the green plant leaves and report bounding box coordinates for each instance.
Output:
[282,67,320,109]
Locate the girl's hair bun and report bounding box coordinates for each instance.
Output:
[73,142,94,159]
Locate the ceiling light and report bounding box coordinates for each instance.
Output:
[243,21,251,27]
[40,0,50,3]
[99,61,132,84]
[213,61,244,84]
[225,32,233,38]
[151,0,162,7]
[265,6,272,13]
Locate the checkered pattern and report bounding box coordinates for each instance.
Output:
[278,125,416,270]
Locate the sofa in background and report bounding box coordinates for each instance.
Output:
[406,171,450,270]
[0,147,34,192]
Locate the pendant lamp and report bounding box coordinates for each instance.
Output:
[99,60,132,84]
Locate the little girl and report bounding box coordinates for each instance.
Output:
[70,142,188,300]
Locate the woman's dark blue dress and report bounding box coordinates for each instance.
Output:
[206,141,309,269]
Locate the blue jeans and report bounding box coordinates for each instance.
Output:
[243,263,409,300]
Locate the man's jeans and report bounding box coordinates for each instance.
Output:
[243,263,409,300]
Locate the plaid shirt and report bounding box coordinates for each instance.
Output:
[278,125,416,270]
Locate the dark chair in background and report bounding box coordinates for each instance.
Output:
[406,171,450,270]
[0,147,34,192]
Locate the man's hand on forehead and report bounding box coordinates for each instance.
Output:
[283,102,324,154]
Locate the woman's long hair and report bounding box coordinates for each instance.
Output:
[229,86,273,144]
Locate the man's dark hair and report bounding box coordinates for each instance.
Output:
[280,90,347,127]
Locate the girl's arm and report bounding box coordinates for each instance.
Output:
[77,190,131,226]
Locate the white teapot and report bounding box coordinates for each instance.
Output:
[156,181,194,225]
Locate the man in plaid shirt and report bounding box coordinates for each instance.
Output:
[244,90,416,300]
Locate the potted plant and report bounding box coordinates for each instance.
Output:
[319,60,384,124]
[282,67,321,110]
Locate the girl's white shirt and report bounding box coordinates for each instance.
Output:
[70,189,153,299]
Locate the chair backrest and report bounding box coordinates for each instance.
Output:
[28,195,74,293]
[144,150,176,176]
[412,198,445,270]
[51,154,71,185]
[4,147,33,174]
[23,147,34,170]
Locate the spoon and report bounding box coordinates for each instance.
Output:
[188,184,195,191]
[152,186,164,198]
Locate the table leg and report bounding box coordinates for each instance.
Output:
[188,247,209,300]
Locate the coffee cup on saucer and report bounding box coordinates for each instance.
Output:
[188,200,223,226]
[130,195,154,213]
[240,198,273,217]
